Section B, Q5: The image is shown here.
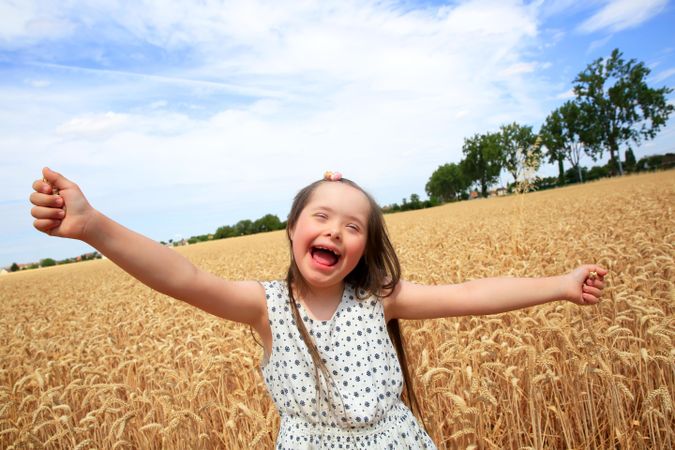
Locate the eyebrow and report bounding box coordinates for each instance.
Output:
[313,206,366,227]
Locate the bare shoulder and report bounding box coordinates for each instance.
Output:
[383,279,467,321]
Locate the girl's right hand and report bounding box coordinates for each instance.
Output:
[30,167,95,240]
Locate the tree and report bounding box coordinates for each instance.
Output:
[10,262,19,272]
[234,219,253,236]
[40,258,56,267]
[636,154,664,172]
[624,148,637,173]
[540,101,591,183]
[408,194,422,210]
[425,163,470,202]
[573,48,674,176]
[461,132,503,198]
[253,214,283,233]
[498,122,541,184]
[214,225,234,239]
[539,110,566,186]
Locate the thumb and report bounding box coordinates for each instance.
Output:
[42,167,76,191]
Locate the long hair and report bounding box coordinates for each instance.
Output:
[278,177,427,427]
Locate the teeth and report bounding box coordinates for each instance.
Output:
[313,246,340,256]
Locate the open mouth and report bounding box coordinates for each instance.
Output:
[310,246,341,266]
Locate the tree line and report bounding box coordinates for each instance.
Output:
[171,213,287,246]
[8,212,288,272]
[425,48,673,203]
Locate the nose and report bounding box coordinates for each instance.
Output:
[326,227,341,240]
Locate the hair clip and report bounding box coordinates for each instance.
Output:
[323,171,342,181]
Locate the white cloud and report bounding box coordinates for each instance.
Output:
[587,34,613,53]
[651,67,675,84]
[56,112,128,138]
[25,78,51,88]
[555,88,575,100]
[0,0,74,45]
[578,0,668,34]
[149,100,168,109]
[500,62,539,76]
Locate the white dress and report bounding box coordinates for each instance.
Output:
[260,280,437,449]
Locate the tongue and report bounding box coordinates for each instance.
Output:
[313,249,338,266]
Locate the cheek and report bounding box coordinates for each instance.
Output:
[291,239,304,259]
[349,239,367,259]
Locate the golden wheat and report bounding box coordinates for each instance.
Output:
[1,171,673,448]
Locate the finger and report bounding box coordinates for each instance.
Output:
[31,206,66,220]
[30,192,64,207]
[42,167,76,192]
[585,277,605,288]
[588,279,605,289]
[32,179,54,195]
[581,292,599,304]
[33,219,61,233]
[582,285,602,297]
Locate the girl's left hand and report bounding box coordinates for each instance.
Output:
[565,265,608,305]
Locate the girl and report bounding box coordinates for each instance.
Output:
[29,167,607,449]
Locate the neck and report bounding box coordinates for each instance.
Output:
[294,280,345,305]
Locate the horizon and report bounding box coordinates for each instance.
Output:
[5,165,672,270]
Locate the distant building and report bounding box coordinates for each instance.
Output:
[469,191,479,200]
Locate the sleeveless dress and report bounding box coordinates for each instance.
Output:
[259,280,437,449]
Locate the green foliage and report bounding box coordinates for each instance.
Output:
[234,219,253,236]
[253,214,283,233]
[573,48,674,175]
[634,153,674,172]
[79,252,99,261]
[10,262,19,272]
[461,132,503,198]
[531,176,559,191]
[565,166,589,184]
[586,164,611,181]
[211,214,285,241]
[540,101,592,183]
[382,194,439,214]
[624,148,637,172]
[539,108,566,186]
[40,258,56,267]
[498,122,541,183]
[214,225,235,239]
[425,163,470,202]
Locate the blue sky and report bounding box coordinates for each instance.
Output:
[1,0,674,268]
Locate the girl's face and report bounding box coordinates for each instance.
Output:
[289,182,370,291]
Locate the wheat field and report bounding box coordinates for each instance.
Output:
[1,171,673,449]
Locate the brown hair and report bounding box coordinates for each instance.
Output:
[280,178,426,428]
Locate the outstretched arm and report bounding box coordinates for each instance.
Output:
[30,167,266,327]
[384,265,607,321]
